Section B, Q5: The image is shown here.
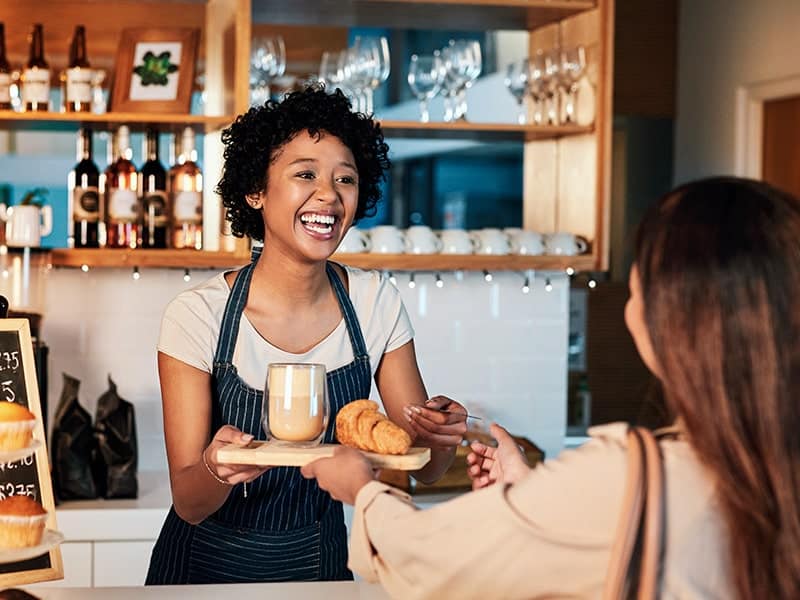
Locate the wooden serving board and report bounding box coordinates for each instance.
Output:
[217,441,430,471]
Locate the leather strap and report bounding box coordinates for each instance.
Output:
[603,427,665,600]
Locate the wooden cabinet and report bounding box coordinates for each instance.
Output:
[0,0,614,273]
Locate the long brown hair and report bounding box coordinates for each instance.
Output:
[634,177,800,599]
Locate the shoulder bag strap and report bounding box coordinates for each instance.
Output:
[602,426,665,600]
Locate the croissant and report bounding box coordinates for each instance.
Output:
[336,400,412,455]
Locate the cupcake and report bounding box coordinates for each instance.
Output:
[0,402,36,451]
[0,495,47,548]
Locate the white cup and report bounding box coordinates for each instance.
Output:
[470,228,511,256]
[337,227,371,253]
[405,225,443,255]
[1,204,53,248]
[544,232,589,256]
[505,229,545,255]
[438,229,476,255]
[368,225,406,254]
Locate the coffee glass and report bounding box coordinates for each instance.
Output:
[439,228,476,254]
[262,363,329,447]
[505,229,545,255]
[368,225,406,254]
[544,232,589,256]
[470,228,511,255]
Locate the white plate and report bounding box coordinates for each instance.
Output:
[0,440,41,464]
[0,529,64,564]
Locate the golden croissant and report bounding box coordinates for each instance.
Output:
[336,400,412,455]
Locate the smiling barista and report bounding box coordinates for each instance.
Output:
[145,86,468,585]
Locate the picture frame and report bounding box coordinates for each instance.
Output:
[110,28,200,114]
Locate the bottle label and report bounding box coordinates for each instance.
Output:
[73,187,99,222]
[144,191,169,226]
[0,73,10,104]
[65,67,92,104]
[173,191,202,224]
[21,68,50,104]
[108,188,138,222]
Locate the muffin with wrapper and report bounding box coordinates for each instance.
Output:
[0,496,48,548]
[0,403,36,452]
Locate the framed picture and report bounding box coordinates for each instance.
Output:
[111,28,199,114]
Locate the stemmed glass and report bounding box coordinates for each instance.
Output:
[528,52,547,125]
[262,363,329,448]
[364,36,391,115]
[543,48,562,124]
[504,58,530,124]
[250,35,286,106]
[559,45,587,123]
[408,52,445,123]
[441,39,482,122]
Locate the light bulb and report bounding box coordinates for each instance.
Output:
[388,271,397,286]
[435,273,444,288]
[522,276,530,294]
[408,273,416,289]
[566,266,575,276]
[483,270,493,283]
[132,267,141,281]
[81,264,90,273]
[183,269,191,283]
[544,277,553,292]
[588,278,597,289]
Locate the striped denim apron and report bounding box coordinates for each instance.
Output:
[146,253,371,584]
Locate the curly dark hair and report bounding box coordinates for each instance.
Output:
[215,85,391,241]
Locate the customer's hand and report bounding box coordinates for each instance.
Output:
[467,423,530,490]
[204,425,270,486]
[301,446,376,505]
[403,395,468,450]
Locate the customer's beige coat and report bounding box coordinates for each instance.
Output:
[349,423,732,599]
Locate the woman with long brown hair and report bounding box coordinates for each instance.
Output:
[302,177,800,599]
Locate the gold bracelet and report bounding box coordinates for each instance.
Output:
[202,448,232,487]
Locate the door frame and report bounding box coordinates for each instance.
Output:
[735,74,800,178]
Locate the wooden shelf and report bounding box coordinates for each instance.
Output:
[379,120,593,141]
[48,249,248,270]
[0,111,235,133]
[47,249,597,272]
[253,0,596,31]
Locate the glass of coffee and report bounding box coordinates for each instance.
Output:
[262,363,328,447]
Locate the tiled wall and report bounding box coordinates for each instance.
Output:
[41,267,569,471]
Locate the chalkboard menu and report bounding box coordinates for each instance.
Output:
[0,319,62,586]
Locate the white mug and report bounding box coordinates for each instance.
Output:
[438,229,476,255]
[368,225,406,254]
[505,229,545,256]
[545,232,589,256]
[337,227,371,253]
[405,225,443,255]
[1,204,53,248]
[470,228,511,256]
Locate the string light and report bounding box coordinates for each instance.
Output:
[80,264,90,273]
[435,273,444,288]
[544,277,553,292]
[588,278,597,289]
[566,266,575,276]
[388,271,397,286]
[132,267,140,281]
[522,276,530,294]
[183,269,192,283]
[483,269,493,283]
[408,273,416,289]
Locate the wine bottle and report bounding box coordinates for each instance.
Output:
[65,25,92,113]
[104,126,139,248]
[68,128,100,248]
[22,24,50,112]
[168,127,203,249]
[139,129,168,248]
[0,24,11,111]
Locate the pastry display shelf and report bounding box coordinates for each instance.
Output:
[47,249,598,272]
[0,111,235,133]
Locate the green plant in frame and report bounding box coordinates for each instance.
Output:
[133,50,178,86]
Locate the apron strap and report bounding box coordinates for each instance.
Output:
[213,260,257,365]
[326,263,369,360]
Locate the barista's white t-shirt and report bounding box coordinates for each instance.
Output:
[157,266,414,390]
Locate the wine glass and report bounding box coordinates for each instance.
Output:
[528,52,547,125]
[262,363,329,448]
[544,48,562,124]
[504,59,530,124]
[560,45,587,123]
[408,52,445,123]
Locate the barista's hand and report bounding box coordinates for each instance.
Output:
[467,423,530,490]
[204,425,270,486]
[301,446,375,505]
[403,395,468,450]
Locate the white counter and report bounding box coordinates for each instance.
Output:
[27,581,390,599]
